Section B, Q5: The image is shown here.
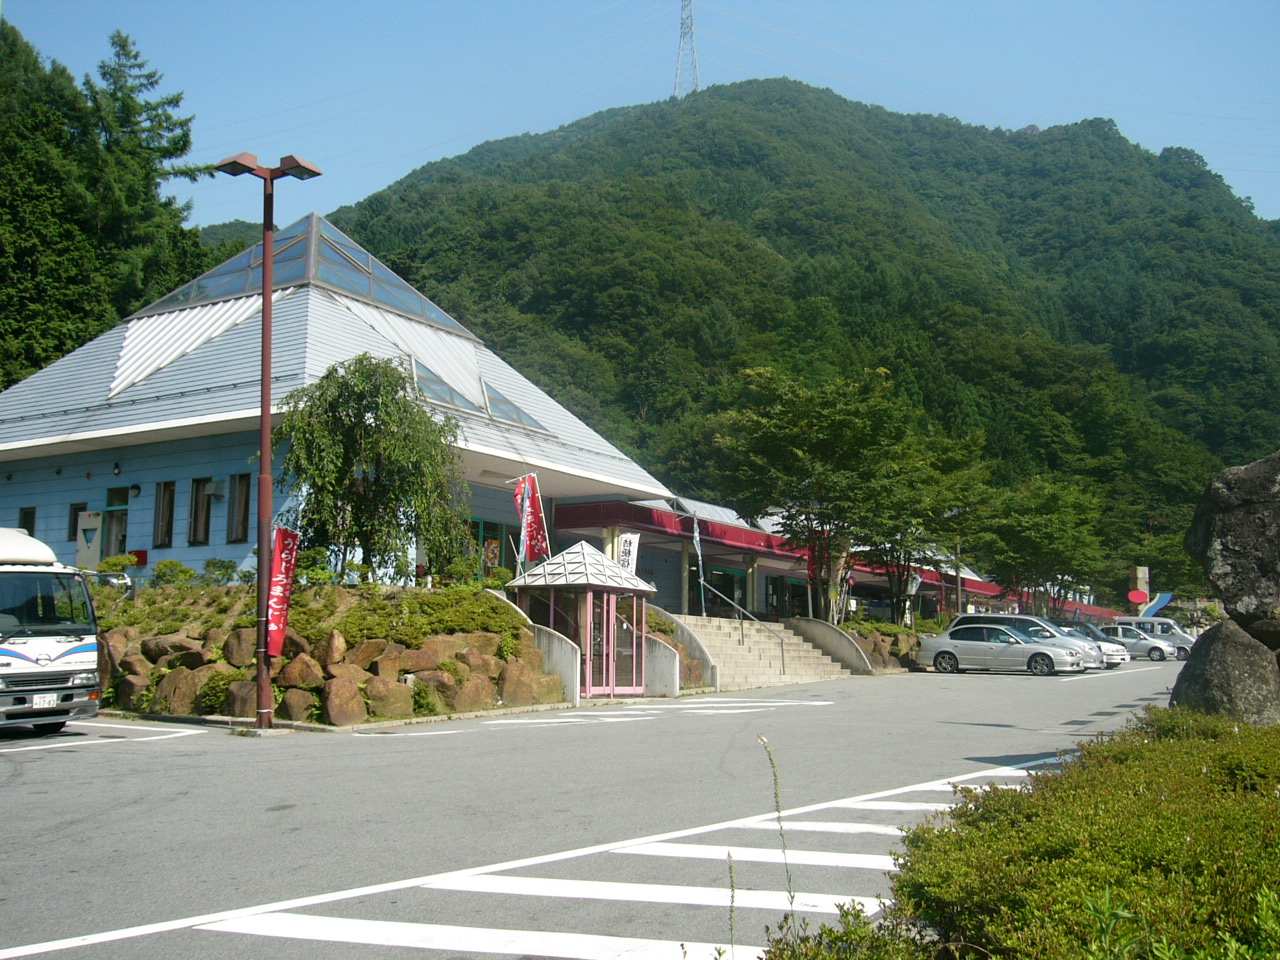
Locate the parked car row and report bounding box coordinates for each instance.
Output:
[915,612,1195,677]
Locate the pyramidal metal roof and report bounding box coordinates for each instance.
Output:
[132,213,476,340]
[507,541,656,593]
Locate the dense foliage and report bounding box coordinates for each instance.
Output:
[761,708,1280,959]
[274,354,472,580]
[0,23,210,388]
[330,79,1270,602]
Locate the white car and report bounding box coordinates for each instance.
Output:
[1050,620,1130,668]
[1100,624,1179,662]
[917,624,1086,676]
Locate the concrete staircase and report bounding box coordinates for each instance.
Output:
[674,614,853,690]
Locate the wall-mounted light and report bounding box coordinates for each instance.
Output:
[129,484,142,498]
[112,463,121,475]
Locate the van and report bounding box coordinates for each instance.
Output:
[1113,617,1195,660]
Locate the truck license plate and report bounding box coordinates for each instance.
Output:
[33,694,57,709]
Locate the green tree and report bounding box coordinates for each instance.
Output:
[274,354,471,581]
[975,476,1107,615]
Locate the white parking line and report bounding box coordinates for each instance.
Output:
[0,727,204,754]
[198,913,765,960]
[0,754,1055,959]
[420,873,859,915]
[616,841,897,871]
[737,819,903,836]
[1060,665,1166,681]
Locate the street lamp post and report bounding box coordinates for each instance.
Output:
[215,153,322,729]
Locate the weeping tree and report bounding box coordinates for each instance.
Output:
[274,354,472,581]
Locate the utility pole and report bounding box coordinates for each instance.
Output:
[674,0,700,98]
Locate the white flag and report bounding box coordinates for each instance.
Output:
[618,533,640,574]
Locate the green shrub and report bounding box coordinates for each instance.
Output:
[333,583,526,648]
[201,558,239,586]
[885,707,1280,958]
[411,680,443,716]
[435,659,465,684]
[484,566,514,588]
[840,616,915,639]
[151,559,197,585]
[647,610,677,637]
[196,668,249,715]
[446,555,480,583]
[294,548,339,586]
[494,634,523,662]
[97,553,139,574]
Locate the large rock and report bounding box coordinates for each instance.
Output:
[1186,449,1280,639]
[365,675,413,718]
[498,659,537,707]
[399,648,439,673]
[322,677,367,726]
[346,639,389,669]
[276,688,318,722]
[310,630,346,668]
[114,674,151,711]
[141,634,202,663]
[412,669,458,700]
[371,643,406,677]
[458,649,504,679]
[453,675,497,713]
[534,673,565,704]
[156,648,209,671]
[325,662,372,683]
[119,653,153,679]
[222,680,258,719]
[151,667,201,715]
[277,653,325,689]
[1170,620,1280,726]
[222,628,258,667]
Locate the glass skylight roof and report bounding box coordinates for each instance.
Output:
[128,213,475,339]
[485,382,546,431]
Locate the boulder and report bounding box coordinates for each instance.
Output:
[517,645,544,673]
[371,643,406,677]
[498,659,537,707]
[322,677,367,726]
[222,628,258,667]
[1170,620,1280,726]
[141,634,202,663]
[533,674,565,704]
[365,675,413,718]
[202,627,226,652]
[412,670,458,699]
[104,625,137,646]
[1249,619,1280,652]
[280,629,311,660]
[419,636,470,664]
[277,653,325,689]
[119,653,153,679]
[310,630,346,668]
[458,649,504,679]
[114,674,151,712]
[100,629,129,668]
[222,680,258,719]
[276,688,318,722]
[346,639,390,669]
[453,675,497,713]
[157,648,208,671]
[1185,449,1280,638]
[399,648,439,673]
[151,667,201,715]
[325,662,372,683]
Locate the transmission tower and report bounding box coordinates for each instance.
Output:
[674,0,700,98]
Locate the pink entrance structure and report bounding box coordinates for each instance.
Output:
[506,541,656,699]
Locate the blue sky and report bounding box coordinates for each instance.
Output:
[6,0,1278,226]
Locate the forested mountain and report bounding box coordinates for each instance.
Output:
[329,78,1279,598]
[0,22,208,388]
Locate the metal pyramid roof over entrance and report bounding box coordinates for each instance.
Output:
[131,213,476,340]
[507,541,656,593]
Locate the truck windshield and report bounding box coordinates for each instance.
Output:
[0,571,96,635]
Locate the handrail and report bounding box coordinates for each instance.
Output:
[698,580,787,674]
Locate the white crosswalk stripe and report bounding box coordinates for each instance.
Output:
[1,756,1054,960]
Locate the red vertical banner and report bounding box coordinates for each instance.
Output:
[267,527,300,657]
[513,474,551,563]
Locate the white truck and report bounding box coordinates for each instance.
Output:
[0,528,101,733]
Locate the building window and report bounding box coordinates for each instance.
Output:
[153,482,175,549]
[189,478,213,546]
[18,506,35,537]
[227,473,251,543]
[103,487,130,557]
[68,502,87,541]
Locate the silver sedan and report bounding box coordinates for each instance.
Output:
[916,624,1086,676]
[1100,624,1179,662]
